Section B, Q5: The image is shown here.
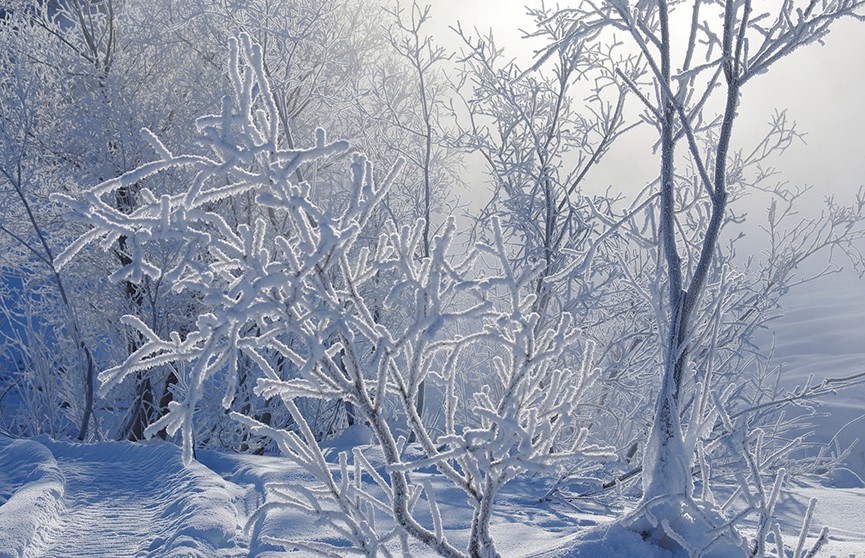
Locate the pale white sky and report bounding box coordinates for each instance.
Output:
[419,1,865,215]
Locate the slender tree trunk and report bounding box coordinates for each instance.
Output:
[114,186,159,441]
[642,0,742,504]
[78,343,96,440]
[640,0,692,503]
[468,476,500,558]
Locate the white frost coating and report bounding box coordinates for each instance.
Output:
[54,32,613,558]
[54,33,354,468]
[640,373,692,503]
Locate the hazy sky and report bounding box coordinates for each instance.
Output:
[418,1,865,220]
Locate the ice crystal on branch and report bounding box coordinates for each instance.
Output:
[54,33,609,557]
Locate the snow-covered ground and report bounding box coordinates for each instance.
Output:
[0,436,244,557]
[1,273,863,558]
[1,434,863,557]
[767,270,865,480]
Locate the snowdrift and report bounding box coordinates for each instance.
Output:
[0,437,243,558]
[0,438,64,556]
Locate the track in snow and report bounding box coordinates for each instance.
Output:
[3,437,863,557]
[0,437,248,558]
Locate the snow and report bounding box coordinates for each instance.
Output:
[766,270,865,480]
[2,433,863,557]
[794,483,865,557]
[0,436,244,558]
[0,439,64,556]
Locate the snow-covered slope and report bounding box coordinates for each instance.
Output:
[767,270,865,478]
[0,439,64,555]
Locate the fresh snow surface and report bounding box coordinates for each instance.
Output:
[1,435,864,557]
[195,447,592,557]
[0,436,245,557]
[767,270,865,479]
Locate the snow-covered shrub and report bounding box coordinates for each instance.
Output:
[54,34,612,557]
[1,0,461,444]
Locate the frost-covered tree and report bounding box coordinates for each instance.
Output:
[6,1,865,556]
[452,8,657,475]
[531,0,865,554]
[0,0,460,445]
[0,0,103,439]
[55,34,611,557]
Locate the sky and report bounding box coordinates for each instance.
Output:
[417,1,865,224]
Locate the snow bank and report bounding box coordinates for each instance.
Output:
[0,437,65,557]
[2,437,862,557]
[198,450,324,557]
[531,522,681,558]
[200,446,597,558]
[0,437,245,557]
